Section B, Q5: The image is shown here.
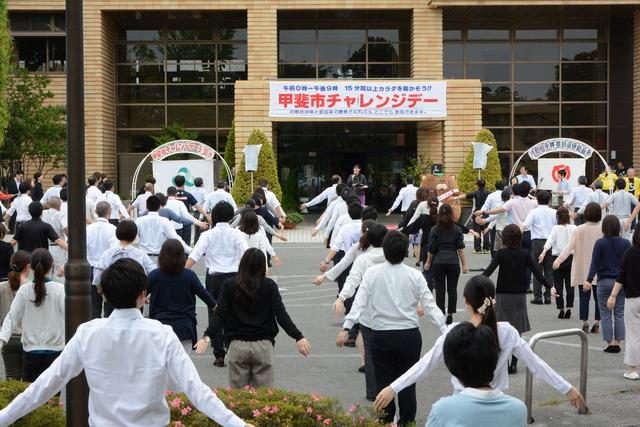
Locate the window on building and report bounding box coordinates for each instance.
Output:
[10,12,66,73]
[278,10,411,79]
[443,8,609,174]
[114,11,247,153]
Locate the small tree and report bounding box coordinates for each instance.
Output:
[150,123,199,147]
[231,129,282,204]
[220,121,235,180]
[400,155,433,184]
[0,0,11,149]
[457,128,502,193]
[281,168,299,212]
[4,70,66,174]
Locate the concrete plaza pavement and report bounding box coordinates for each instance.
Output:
[187,236,640,427]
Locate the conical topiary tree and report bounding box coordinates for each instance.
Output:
[221,121,235,180]
[231,129,282,204]
[457,128,502,193]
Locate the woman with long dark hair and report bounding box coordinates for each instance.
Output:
[0,249,65,382]
[195,248,311,388]
[374,275,584,413]
[425,204,468,324]
[483,224,551,373]
[148,239,217,352]
[238,211,281,268]
[0,250,30,379]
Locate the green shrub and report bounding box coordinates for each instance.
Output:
[166,387,382,426]
[400,156,433,184]
[221,121,236,180]
[457,128,502,193]
[231,129,282,204]
[0,380,65,426]
[281,169,299,212]
[284,211,304,225]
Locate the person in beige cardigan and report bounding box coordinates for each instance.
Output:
[552,202,603,334]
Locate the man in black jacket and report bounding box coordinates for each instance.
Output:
[6,170,23,233]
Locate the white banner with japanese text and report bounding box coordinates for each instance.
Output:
[269,81,447,119]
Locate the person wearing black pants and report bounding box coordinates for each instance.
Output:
[205,272,236,359]
[425,204,468,324]
[337,231,447,426]
[552,255,574,316]
[186,201,249,367]
[370,328,422,424]
[23,351,61,383]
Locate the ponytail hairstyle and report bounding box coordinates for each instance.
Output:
[358,220,376,251]
[427,195,439,218]
[463,275,499,350]
[234,248,266,304]
[30,249,53,307]
[8,250,30,292]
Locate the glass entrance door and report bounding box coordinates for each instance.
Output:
[277,122,417,211]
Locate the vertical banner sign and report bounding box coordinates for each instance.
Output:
[471,142,494,170]
[269,81,447,118]
[537,158,586,191]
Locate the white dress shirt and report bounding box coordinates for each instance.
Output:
[42,208,65,242]
[522,205,557,240]
[86,197,98,223]
[344,261,446,333]
[0,309,245,427]
[191,187,207,207]
[92,245,157,287]
[390,321,571,396]
[131,191,152,216]
[166,198,191,229]
[606,190,638,219]
[564,185,593,210]
[203,189,237,213]
[242,228,276,260]
[86,185,102,202]
[556,178,571,194]
[59,202,69,231]
[516,174,537,190]
[324,199,347,239]
[502,197,537,227]
[481,190,503,212]
[325,242,362,282]
[189,223,249,274]
[305,184,338,208]
[330,219,361,253]
[40,185,62,205]
[86,218,118,269]
[96,191,129,220]
[6,194,32,222]
[328,213,353,248]
[543,224,577,256]
[316,197,340,232]
[264,189,282,218]
[390,184,417,212]
[578,189,608,214]
[135,212,190,255]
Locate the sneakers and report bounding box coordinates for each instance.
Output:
[623,371,640,380]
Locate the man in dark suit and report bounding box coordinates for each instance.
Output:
[6,170,23,233]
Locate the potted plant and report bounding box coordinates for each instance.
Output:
[284,211,304,230]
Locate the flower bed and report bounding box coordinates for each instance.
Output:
[167,386,383,426]
[0,380,65,426]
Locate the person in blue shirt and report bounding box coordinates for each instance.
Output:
[426,322,527,427]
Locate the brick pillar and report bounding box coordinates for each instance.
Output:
[412,6,443,79]
[634,10,640,167]
[247,7,278,81]
[84,10,117,180]
[417,123,444,164]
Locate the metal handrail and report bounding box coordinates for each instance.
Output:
[525,328,589,424]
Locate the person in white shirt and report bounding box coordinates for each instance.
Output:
[313,183,347,235]
[3,182,32,229]
[556,169,571,198]
[564,176,593,225]
[300,175,342,210]
[135,195,191,256]
[166,186,195,231]
[602,178,638,239]
[86,175,102,202]
[579,179,608,216]
[204,180,238,213]
[337,231,446,426]
[95,180,129,225]
[258,179,286,220]
[238,211,280,268]
[92,221,157,317]
[374,275,585,416]
[538,207,577,319]
[479,181,507,257]
[522,190,557,305]
[40,196,67,280]
[191,177,208,206]
[0,249,65,383]
[127,183,153,217]
[40,174,66,207]
[516,165,536,190]
[0,258,252,427]
[387,175,417,216]
[186,201,249,367]
[86,201,118,319]
[85,188,98,225]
